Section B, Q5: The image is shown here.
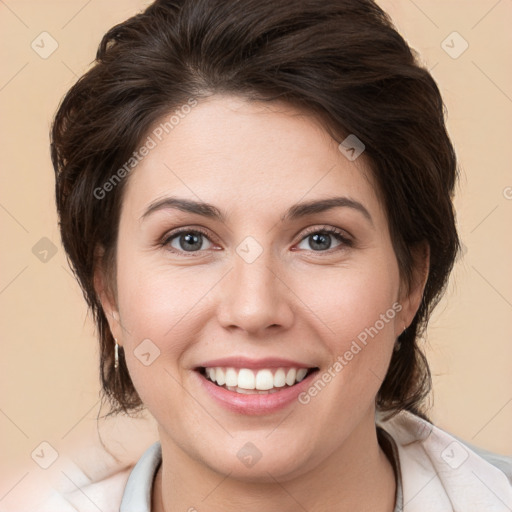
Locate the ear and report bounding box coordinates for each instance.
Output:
[396,241,430,336]
[93,246,124,346]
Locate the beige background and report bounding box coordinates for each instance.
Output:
[1,0,511,506]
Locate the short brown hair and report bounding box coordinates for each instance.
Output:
[51,0,459,418]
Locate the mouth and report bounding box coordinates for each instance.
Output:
[195,366,320,395]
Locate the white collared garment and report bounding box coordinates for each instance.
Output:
[37,410,512,511]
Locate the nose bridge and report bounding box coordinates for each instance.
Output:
[217,242,293,334]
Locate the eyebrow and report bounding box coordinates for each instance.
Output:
[283,196,373,225]
[140,196,373,226]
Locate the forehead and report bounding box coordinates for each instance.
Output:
[121,94,383,224]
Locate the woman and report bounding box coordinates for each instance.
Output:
[49,0,512,510]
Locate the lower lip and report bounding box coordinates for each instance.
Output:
[194,370,318,415]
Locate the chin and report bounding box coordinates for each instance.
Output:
[192,434,318,484]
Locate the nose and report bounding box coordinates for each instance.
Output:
[216,249,294,336]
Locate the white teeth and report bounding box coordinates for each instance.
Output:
[237,368,256,389]
[273,368,286,387]
[225,367,238,387]
[296,368,308,382]
[285,368,297,386]
[204,366,313,391]
[255,369,274,390]
[226,385,282,395]
[215,368,226,386]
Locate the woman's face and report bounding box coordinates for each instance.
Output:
[99,94,422,481]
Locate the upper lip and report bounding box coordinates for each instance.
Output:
[194,356,317,370]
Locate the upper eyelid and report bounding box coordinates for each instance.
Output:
[163,226,218,244]
[300,225,352,239]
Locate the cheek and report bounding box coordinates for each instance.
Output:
[116,242,214,339]
[303,256,400,347]
[114,250,219,391]
[289,276,401,449]
[302,258,401,400]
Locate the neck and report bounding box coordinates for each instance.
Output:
[152,409,396,512]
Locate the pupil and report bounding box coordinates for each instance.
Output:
[181,232,201,251]
[310,233,331,250]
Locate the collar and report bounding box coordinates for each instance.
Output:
[120,441,161,512]
[118,411,512,511]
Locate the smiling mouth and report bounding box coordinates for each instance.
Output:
[196,366,319,394]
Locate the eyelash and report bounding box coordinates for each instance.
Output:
[160,227,214,257]
[299,225,353,251]
[160,225,353,257]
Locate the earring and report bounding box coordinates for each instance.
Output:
[114,339,119,370]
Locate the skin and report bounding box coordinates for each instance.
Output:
[96,94,428,511]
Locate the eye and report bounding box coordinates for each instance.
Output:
[295,226,353,253]
[162,228,215,254]
[160,225,353,256]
